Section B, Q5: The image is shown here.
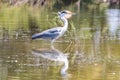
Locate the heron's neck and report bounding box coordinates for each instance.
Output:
[61,17,68,30]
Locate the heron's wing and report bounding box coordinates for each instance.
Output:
[32,27,62,40]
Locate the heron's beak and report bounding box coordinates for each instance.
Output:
[67,11,76,15]
[71,12,76,15]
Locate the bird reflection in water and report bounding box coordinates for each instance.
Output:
[32,45,69,78]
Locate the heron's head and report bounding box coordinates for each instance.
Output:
[58,10,75,19]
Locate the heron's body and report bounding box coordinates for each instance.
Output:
[32,10,74,44]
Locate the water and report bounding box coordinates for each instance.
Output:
[0,39,120,80]
[106,9,120,39]
[0,6,120,80]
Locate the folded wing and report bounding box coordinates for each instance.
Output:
[32,27,62,40]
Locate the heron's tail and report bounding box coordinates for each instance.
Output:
[32,33,42,40]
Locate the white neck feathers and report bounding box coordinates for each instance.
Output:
[60,17,68,30]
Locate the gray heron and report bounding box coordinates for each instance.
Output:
[32,10,75,44]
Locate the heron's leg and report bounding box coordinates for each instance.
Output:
[50,44,55,50]
[51,39,55,46]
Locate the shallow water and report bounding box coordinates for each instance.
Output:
[0,6,120,80]
[0,39,120,80]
